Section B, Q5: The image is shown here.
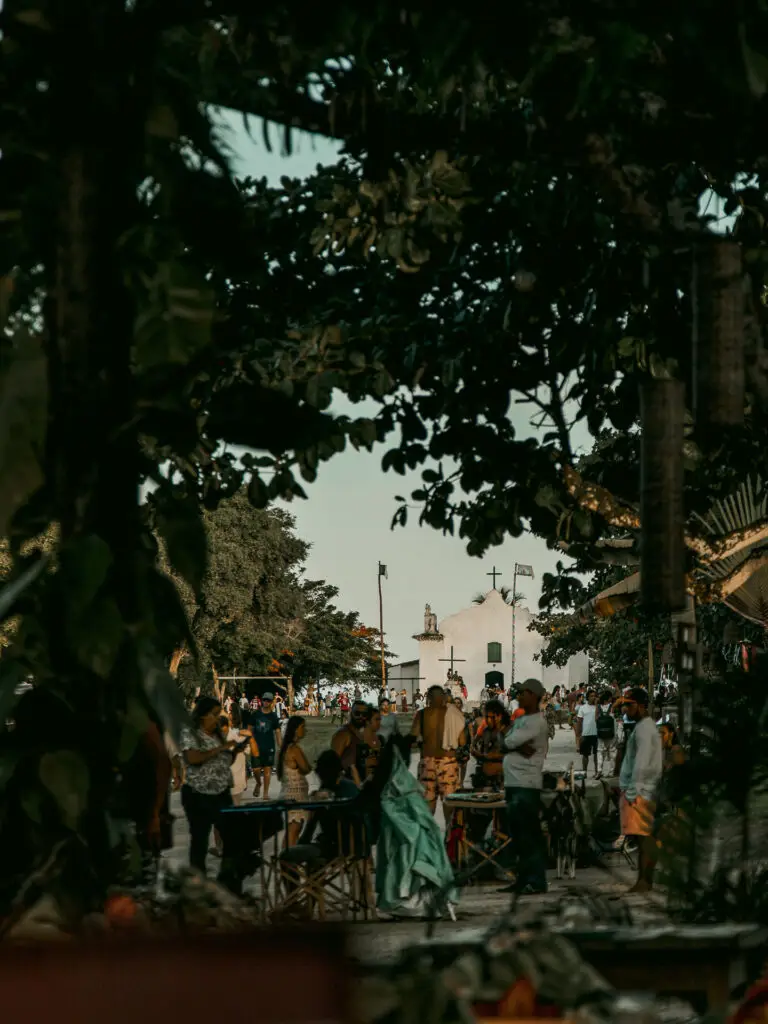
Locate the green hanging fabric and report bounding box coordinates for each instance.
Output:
[376,747,458,918]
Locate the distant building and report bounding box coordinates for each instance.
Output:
[413,592,587,702]
[386,659,422,702]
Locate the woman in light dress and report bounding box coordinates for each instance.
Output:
[227,703,256,804]
[277,715,312,846]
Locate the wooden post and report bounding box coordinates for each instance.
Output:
[378,565,386,690]
[693,237,744,427]
[640,378,686,613]
[287,676,294,714]
[212,663,221,703]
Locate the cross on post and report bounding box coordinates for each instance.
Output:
[438,645,466,675]
[487,565,502,589]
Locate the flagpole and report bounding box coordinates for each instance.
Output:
[511,564,517,690]
[511,563,534,691]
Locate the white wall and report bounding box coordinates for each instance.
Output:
[567,652,590,688]
[418,590,588,702]
[387,660,421,701]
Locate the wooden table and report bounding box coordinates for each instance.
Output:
[443,793,516,884]
[557,924,768,1012]
[223,796,364,920]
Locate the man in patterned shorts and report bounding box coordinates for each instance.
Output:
[411,684,468,814]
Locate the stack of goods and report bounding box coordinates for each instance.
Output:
[1,868,261,943]
[356,916,665,1024]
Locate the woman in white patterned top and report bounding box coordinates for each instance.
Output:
[277,716,311,846]
[180,696,243,874]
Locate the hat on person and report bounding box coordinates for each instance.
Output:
[262,691,275,702]
[520,678,545,697]
[623,686,649,707]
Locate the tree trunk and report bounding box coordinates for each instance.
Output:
[13,0,159,909]
[693,238,744,428]
[640,378,686,614]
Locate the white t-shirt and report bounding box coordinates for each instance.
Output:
[503,712,549,789]
[577,703,598,737]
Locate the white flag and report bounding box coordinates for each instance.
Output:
[515,563,534,578]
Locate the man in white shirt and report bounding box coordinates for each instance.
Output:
[619,687,663,893]
[500,677,550,894]
[575,689,599,776]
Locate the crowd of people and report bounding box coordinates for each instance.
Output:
[170,676,679,899]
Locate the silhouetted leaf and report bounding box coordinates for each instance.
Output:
[39,750,89,831]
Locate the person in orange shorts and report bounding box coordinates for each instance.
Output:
[619,687,663,893]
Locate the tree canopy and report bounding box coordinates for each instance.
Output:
[3,0,768,902]
[156,490,392,695]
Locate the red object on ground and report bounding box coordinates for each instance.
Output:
[730,979,768,1024]
[474,977,538,1018]
[104,895,138,924]
[445,824,463,866]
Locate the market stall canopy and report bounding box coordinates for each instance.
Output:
[574,476,768,627]
[577,573,640,622]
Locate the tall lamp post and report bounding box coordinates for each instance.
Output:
[511,562,534,689]
[378,562,388,690]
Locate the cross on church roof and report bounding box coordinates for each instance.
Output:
[487,565,502,589]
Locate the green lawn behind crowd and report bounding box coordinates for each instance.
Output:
[300,713,416,763]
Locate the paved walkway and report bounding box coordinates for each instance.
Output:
[163,723,660,959]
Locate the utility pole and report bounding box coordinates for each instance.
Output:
[378,562,388,690]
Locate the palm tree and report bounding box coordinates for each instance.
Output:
[472,586,524,606]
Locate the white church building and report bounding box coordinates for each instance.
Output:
[390,591,588,703]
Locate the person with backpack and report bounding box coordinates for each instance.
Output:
[596,690,617,776]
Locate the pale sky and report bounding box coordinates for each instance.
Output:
[217,112,590,664]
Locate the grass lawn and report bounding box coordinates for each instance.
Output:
[301,714,415,763]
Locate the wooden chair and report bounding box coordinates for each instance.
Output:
[275,843,349,920]
[274,807,375,921]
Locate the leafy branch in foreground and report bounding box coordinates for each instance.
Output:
[2,0,768,907]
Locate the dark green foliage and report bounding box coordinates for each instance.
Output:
[157,490,391,696]
[531,562,672,689]
[659,659,768,920]
[2,0,768,904]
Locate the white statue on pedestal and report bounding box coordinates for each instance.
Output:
[424,603,438,634]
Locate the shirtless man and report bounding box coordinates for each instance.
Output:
[410,685,468,814]
[331,700,368,786]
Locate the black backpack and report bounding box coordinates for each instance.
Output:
[596,706,616,740]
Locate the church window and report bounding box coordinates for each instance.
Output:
[487,641,502,663]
